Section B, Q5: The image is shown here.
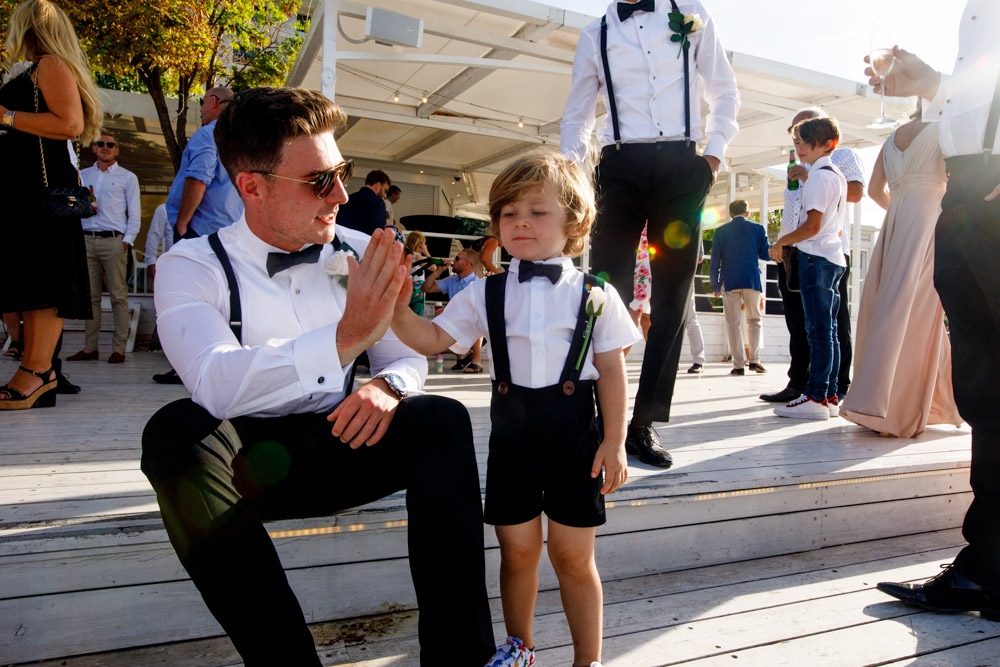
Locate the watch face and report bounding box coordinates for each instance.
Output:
[380,373,406,397]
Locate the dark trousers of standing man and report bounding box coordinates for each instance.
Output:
[777,255,852,395]
[934,155,1000,590]
[592,142,713,424]
[141,394,495,666]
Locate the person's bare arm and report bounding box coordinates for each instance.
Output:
[591,348,628,494]
[769,210,823,263]
[173,178,208,237]
[846,181,864,204]
[0,56,83,139]
[390,261,458,355]
[868,146,890,210]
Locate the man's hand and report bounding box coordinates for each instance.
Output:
[986,185,1000,202]
[703,155,721,185]
[147,264,156,281]
[865,46,940,100]
[769,244,784,263]
[175,221,189,238]
[123,242,130,254]
[336,228,408,363]
[592,441,628,494]
[327,379,399,448]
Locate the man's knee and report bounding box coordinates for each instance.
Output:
[141,399,222,482]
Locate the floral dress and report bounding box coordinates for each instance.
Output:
[630,223,652,313]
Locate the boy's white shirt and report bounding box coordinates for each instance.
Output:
[432,256,642,388]
[794,154,848,267]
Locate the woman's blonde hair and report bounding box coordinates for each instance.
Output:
[404,230,426,255]
[488,152,596,258]
[5,0,103,144]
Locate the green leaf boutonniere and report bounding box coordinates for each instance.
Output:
[668,12,705,59]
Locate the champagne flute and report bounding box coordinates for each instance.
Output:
[867,21,899,129]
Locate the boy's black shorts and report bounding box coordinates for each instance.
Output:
[483,384,606,528]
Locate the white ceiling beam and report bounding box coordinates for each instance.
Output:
[431,0,593,30]
[392,130,458,162]
[462,143,540,172]
[331,50,570,75]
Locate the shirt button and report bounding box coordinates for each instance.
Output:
[318,376,325,384]
[295,289,301,294]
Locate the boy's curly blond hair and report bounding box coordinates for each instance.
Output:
[488,152,596,258]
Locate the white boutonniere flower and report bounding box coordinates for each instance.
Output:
[585,285,606,318]
[324,243,359,288]
[668,11,704,58]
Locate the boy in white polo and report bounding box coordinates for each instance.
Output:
[768,117,848,420]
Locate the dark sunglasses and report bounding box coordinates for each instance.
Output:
[251,159,355,199]
[94,141,116,148]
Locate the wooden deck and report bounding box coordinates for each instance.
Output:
[0,334,984,666]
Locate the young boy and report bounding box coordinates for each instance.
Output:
[769,117,848,420]
[390,153,641,667]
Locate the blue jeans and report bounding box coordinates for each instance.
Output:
[797,250,845,402]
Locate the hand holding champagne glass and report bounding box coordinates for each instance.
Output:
[868,20,899,129]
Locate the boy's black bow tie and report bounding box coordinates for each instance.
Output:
[266,244,322,277]
[517,261,562,284]
[618,0,654,21]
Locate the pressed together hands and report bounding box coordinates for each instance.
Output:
[328,228,629,494]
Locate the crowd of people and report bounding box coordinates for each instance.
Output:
[2,0,999,665]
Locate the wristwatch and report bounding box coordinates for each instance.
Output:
[374,372,407,399]
[1,110,15,128]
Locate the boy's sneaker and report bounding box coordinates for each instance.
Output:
[485,636,535,667]
[826,395,840,417]
[774,394,830,420]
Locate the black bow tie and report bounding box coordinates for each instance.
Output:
[618,0,654,22]
[518,261,562,285]
[266,243,322,277]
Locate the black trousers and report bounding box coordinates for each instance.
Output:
[935,155,1000,589]
[776,254,852,393]
[592,142,713,424]
[141,395,494,666]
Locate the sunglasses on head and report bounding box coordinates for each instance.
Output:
[251,159,355,199]
[94,141,116,148]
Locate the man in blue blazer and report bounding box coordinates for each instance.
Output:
[709,200,772,375]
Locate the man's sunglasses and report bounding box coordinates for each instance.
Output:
[94,141,116,148]
[251,159,355,199]
[199,94,232,106]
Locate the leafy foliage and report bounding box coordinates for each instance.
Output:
[1,0,306,172]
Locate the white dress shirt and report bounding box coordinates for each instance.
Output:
[154,216,427,420]
[80,161,141,244]
[794,155,848,267]
[782,147,865,256]
[432,257,641,388]
[560,0,740,165]
[144,203,173,266]
[924,0,1000,157]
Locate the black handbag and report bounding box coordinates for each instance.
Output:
[782,247,800,292]
[33,69,94,219]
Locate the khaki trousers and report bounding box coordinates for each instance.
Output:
[722,288,762,368]
[84,234,129,354]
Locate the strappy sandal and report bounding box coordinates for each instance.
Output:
[0,366,57,410]
[3,340,23,360]
[463,363,484,374]
[450,352,473,371]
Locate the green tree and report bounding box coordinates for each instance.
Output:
[1,0,304,172]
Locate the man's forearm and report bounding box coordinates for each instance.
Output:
[174,178,208,233]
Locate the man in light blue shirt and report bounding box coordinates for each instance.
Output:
[422,249,483,371]
[165,87,243,240]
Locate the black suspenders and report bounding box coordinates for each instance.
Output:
[207,233,357,395]
[485,272,605,397]
[600,0,691,149]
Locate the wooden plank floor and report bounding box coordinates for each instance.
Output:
[0,333,982,666]
[21,529,1000,667]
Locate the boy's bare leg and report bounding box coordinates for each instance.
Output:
[495,517,544,648]
[547,519,602,665]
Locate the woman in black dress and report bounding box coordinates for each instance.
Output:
[0,0,102,409]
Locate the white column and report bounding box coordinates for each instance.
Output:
[851,201,862,320]
[321,0,339,100]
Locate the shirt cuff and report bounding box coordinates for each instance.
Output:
[292,324,346,393]
[703,137,728,165]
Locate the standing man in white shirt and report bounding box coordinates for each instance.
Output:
[69,133,140,364]
[760,107,865,405]
[141,87,494,665]
[867,0,1000,620]
[561,0,739,468]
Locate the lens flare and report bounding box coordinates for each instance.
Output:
[700,206,724,229]
[662,221,691,249]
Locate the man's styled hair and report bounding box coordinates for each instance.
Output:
[214,87,347,183]
[793,117,840,152]
[365,170,390,187]
[488,152,596,258]
[729,199,749,217]
[387,185,402,197]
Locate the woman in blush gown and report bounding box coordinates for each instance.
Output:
[842,119,962,437]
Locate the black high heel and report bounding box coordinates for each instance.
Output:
[0,366,57,410]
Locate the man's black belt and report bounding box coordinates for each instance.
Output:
[83,230,122,238]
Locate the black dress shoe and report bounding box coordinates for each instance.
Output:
[152,368,184,385]
[877,564,1000,621]
[625,423,673,469]
[56,372,81,394]
[730,368,745,376]
[686,363,703,374]
[760,386,803,403]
